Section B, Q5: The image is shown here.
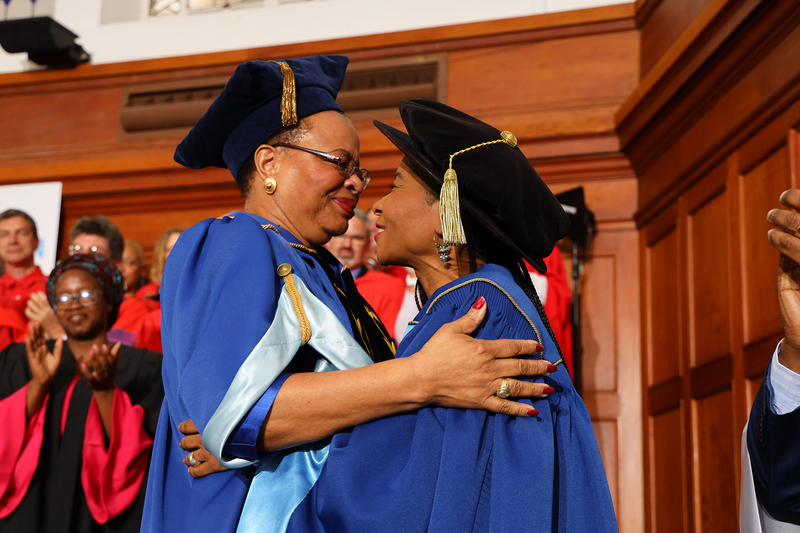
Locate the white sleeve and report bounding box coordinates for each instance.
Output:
[770,341,800,415]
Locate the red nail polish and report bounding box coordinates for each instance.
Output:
[543,386,555,394]
[534,343,544,353]
[472,297,486,310]
[546,364,557,373]
[527,409,539,416]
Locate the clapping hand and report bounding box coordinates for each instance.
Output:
[25,322,62,388]
[77,343,120,392]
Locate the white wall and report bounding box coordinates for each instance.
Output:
[0,0,626,74]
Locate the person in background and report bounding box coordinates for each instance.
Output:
[325,209,405,339]
[0,209,47,351]
[740,189,800,530]
[121,240,149,299]
[0,253,163,533]
[526,250,574,375]
[135,227,184,301]
[27,216,150,346]
[134,228,184,354]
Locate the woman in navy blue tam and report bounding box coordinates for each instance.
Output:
[141,58,557,533]
[235,99,619,532]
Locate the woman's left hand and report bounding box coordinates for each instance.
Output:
[178,419,229,478]
[77,342,120,391]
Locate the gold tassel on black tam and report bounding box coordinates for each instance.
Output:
[266,60,298,127]
[440,130,518,246]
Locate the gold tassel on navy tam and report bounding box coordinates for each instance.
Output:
[440,130,518,246]
[267,60,298,127]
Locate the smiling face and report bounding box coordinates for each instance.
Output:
[0,216,38,268]
[54,269,110,341]
[373,158,441,270]
[257,111,364,246]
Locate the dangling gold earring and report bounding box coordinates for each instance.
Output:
[263,177,277,195]
[434,235,451,268]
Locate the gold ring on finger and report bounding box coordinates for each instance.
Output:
[496,378,511,399]
[794,224,800,238]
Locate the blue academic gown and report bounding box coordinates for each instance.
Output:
[238,264,618,533]
[140,212,386,533]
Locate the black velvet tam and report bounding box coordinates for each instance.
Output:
[174,55,349,181]
[374,98,569,273]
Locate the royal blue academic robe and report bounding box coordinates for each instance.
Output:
[140,212,393,533]
[237,264,618,533]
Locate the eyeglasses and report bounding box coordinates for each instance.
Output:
[272,143,371,191]
[69,244,109,257]
[55,289,99,309]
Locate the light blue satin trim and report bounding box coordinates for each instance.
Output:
[237,442,330,533]
[203,274,373,469]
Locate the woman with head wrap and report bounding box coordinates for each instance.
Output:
[0,254,163,533]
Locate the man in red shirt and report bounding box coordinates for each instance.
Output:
[325,209,406,341]
[0,210,47,350]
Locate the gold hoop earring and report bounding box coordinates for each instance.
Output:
[263,177,277,195]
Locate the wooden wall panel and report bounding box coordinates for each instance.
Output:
[692,390,737,533]
[687,189,730,368]
[448,31,639,118]
[740,145,790,345]
[647,226,680,386]
[580,254,617,391]
[638,0,713,78]
[0,87,122,149]
[622,1,800,530]
[650,407,686,532]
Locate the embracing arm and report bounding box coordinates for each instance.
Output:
[260,298,552,452]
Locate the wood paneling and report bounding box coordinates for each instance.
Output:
[687,188,730,367]
[650,407,687,532]
[638,0,713,78]
[740,145,790,345]
[692,390,737,533]
[646,224,680,386]
[625,1,800,531]
[580,254,617,392]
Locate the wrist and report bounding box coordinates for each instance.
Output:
[400,356,433,407]
[92,387,115,399]
[28,379,49,395]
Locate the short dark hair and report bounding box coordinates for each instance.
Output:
[70,215,124,261]
[0,209,38,239]
[235,117,312,199]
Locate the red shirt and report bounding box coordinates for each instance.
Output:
[526,250,573,376]
[0,267,47,350]
[354,269,406,341]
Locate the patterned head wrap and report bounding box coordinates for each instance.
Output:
[46,253,125,326]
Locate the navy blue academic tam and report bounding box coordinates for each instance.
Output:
[174,55,349,181]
